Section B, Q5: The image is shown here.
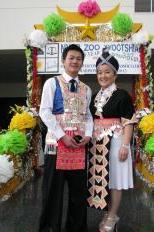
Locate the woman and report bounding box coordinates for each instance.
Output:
[87,49,135,232]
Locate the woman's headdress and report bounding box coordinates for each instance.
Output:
[96,48,119,72]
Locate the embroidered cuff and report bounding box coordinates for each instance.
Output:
[121,114,138,127]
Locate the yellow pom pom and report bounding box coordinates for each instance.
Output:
[9,112,37,131]
[139,113,154,134]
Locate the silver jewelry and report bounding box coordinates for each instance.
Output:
[94,83,117,116]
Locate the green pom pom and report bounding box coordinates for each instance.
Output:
[145,136,154,156]
[112,13,133,37]
[43,13,66,37]
[0,130,28,155]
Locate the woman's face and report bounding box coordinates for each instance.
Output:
[97,64,116,89]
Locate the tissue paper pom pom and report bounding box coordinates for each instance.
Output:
[78,0,101,18]
[131,30,149,45]
[145,136,154,156]
[138,113,154,134]
[9,112,37,131]
[0,154,14,184]
[0,130,28,155]
[28,29,48,49]
[112,13,133,36]
[43,13,66,37]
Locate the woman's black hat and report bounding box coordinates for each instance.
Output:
[96,48,119,72]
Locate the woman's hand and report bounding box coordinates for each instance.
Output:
[119,145,129,161]
[78,136,91,146]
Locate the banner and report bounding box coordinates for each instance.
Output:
[37,42,141,75]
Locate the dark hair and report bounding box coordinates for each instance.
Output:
[62,44,85,61]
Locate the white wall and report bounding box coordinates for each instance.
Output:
[0,0,154,49]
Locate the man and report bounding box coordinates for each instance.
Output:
[39,44,93,232]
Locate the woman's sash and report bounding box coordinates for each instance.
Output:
[87,118,121,210]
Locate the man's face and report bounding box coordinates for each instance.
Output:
[62,50,83,77]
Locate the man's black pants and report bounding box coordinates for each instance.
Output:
[39,155,88,232]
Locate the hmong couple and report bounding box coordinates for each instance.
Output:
[38,44,135,232]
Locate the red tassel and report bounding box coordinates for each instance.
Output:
[139,46,149,108]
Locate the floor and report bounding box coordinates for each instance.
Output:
[0,172,154,232]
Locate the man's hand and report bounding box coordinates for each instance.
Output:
[61,135,79,148]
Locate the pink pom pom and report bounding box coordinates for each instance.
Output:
[78,0,101,18]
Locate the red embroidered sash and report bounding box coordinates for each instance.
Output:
[56,130,85,170]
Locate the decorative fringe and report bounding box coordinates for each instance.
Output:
[48,25,130,43]
[139,45,149,108]
[0,152,35,200]
[136,161,154,188]
[32,47,42,110]
[0,176,22,199]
